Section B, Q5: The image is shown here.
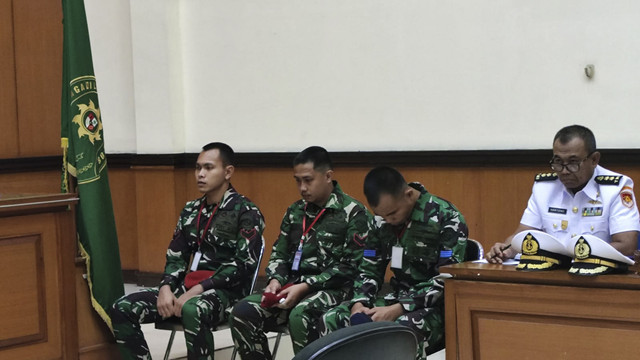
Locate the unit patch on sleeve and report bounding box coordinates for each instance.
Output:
[620,186,635,208]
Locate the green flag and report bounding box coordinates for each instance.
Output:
[60,0,124,330]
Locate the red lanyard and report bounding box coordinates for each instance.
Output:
[196,201,219,246]
[394,221,410,243]
[297,205,326,249]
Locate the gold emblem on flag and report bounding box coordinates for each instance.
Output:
[72,99,103,144]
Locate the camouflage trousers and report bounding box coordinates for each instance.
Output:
[229,288,349,360]
[111,287,233,360]
[319,298,444,360]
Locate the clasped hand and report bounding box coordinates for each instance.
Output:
[351,302,403,322]
[157,284,203,318]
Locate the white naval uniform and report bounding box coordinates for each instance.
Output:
[520,165,640,246]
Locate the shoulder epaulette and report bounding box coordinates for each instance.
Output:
[534,172,558,182]
[595,175,622,185]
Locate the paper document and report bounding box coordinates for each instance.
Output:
[473,258,520,265]
[473,254,521,265]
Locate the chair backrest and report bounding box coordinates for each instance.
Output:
[464,238,484,261]
[248,236,266,295]
[292,321,417,360]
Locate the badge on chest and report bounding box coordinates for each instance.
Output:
[391,246,403,269]
[582,207,603,217]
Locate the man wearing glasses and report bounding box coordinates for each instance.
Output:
[487,125,640,262]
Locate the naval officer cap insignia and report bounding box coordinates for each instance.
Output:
[511,230,572,271]
[568,234,634,276]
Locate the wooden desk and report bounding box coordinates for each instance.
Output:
[0,193,118,359]
[443,262,640,360]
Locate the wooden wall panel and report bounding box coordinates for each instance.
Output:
[0,0,19,158]
[0,170,61,194]
[166,166,540,276]
[5,164,640,278]
[473,167,539,245]
[133,167,180,273]
[133,165,640,276]
[13,0,62,157]
[109,169,138,270]
[232,167,301,269]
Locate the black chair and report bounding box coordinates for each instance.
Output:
[464,238,484,261]
[155,237,265,360]
[292,321,417,360]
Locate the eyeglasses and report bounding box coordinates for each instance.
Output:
[549,155,591,173]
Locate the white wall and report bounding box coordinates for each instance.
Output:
[84,0,136,153]
[86,0,640,154]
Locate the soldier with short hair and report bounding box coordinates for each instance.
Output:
[229,146,373,360]
[320,166,468,360]
[111,142,265,360]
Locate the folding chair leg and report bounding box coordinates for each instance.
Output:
[230,347,238,360]
[271,333,283,359]
[163,330,177,360]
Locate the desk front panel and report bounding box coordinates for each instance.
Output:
[446,278,640,360]
[0,213,66,359]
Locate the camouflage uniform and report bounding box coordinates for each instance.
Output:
[111,186,265,360]
[320,182,468,360]
[229,181,373,359]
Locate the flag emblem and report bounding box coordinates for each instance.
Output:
[73,100,103,144]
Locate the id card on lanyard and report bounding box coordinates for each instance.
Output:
[391,221,410,269]
[191,200,219,271]
[292,205,326,271]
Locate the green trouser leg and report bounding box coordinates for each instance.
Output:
[181,288,232,360]
[288,288,350,353]
[230,294,281,360]
[112,287,233,360]
[398,306,444,360]
[230,289,349,358]
[111,288,162,360]
[318,302,350,336]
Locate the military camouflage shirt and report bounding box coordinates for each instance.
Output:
[350,182,468,312]
[266,181,373,291]
[160,185,265,297]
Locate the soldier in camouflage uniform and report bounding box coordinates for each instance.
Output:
[319,166,468,360]
[111,142,265,360]
[229,146,373,360]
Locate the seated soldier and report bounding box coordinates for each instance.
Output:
[320,166,468,360]
[229,146,374,360]
[111,142,265,360]
[487,125,640,263]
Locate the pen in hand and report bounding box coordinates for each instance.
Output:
[491,244,511,259]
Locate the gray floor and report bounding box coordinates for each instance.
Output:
[142,323,292,360]
[126,284,445,360]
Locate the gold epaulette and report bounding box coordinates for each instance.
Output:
[534,172,558,182]
[595,175,622,185]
